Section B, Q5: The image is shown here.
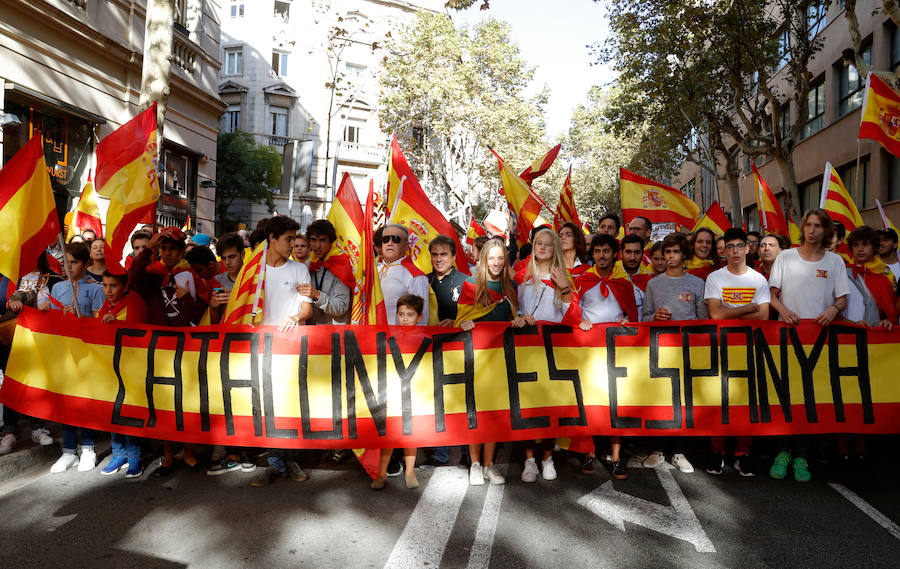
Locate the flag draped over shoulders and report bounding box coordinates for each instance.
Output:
[575,263,639,323]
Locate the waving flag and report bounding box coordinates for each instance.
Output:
[554,165,581,230]
[520,143,561,185]
[691,201,731,236]
[96,103,161,273]
[620,168,699,230]
[66,174,103,241]
[820,162,864,231]
[360,181,387,325]
[859,73,900,158]
[788,214,802,246]
[493,148,545,246]
[466,217,487,249]
[752,161,790,237]
[0,135,61,283]
[385,135,469,275]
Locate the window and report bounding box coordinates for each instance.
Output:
[221,106,240,133]
[174,0,187,29]
[343,124,360,143]
[778,27,791,69]
[272,51,289,76]
[839,46,872,116]
[892,24,900,72]
[800,178,822,214]
[274,0,290,22]
[680,178,696,202]
[808,2,827,39]
[744,204,759,232]
[345,63,367,78]
[802,80,825,139]
[837,159,870,209]
[270,106,288,137]
[779,104,791,140]
[224,47,243,75]
[230,1,244,18]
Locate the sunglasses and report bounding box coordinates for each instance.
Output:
[382,235,404,244]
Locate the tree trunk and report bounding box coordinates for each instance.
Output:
[139,0,174,137]
[724,170,742,228]
[774,156,802,219]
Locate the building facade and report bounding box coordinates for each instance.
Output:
[0,0,225,234]
[673,1,900,230]
[217,0,442,229]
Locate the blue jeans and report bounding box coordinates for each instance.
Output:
[432,446,451,463]
[62,426,96,453]
[110,433,140,462]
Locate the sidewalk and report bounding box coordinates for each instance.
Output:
[0,418,110,484]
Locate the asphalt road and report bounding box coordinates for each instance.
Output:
[1,441,899,569]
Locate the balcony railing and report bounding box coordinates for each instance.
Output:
[338,141,386,164]
[269,135,291,147]
[172,31,199,75]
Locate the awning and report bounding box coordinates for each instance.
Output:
[4,83,107,124]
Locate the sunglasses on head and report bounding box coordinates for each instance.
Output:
[382,235,404,244]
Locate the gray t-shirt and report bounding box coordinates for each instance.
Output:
[642,273,709,321]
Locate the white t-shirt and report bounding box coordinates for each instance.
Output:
[262,260,313,326]
[580,284,624,323]
[887,260,900,281]
[704,266,770,307]
[518,275,571,322]
[768,248,850,319]
[379,259,430,325]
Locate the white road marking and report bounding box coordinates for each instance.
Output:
[383,466,469,568]
[577,465,716,553]
[829,482,900,541]
[466,445,512,569]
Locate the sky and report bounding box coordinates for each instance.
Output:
[450,0,616,139]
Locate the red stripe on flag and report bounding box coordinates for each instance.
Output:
[105,202,155,275]
[0,136,44,212]
[95,104,156,191]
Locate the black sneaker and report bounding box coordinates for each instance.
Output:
[734,455,757,477]
[251,466,287,487]
[386,458,403,477]
[610,460,628,480]
[705,453,725,475]
[580,455,596,474]
[206,457,241,476]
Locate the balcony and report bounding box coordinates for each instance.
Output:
[172,31,199,75]
[269,135,291,147]
[338,141,386,165]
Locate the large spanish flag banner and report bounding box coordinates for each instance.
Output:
[691,201,731,236]
[66,175,104,242]
[859,73,900,157]
[493,148,545,246]
[385,135,469,276]
[0,135,61,283]
[96,103,161,273]
[820,162,864,231]
[752,161,790,237]
[3,310,899,448]
[620,168,699,229]
[554,165,581,230]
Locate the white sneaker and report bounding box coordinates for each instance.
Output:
[31,428,53,446]
[50,453,78,473]
[484,464,506,485]
[643,450,665,468]
[78,448,97,472]
[210,445,227,463]
[521,457,538,482]
[469,461,485,485]
[541,457,557,481]
[0,433,15,455]
[671,453,694,473]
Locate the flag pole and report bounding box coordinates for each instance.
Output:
[56,233,81,318]
[854,139,862,205]
[250,240,267,326]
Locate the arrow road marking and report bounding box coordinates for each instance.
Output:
[830,482,900,541]
[577,466,716,553]
[466,445,512,569]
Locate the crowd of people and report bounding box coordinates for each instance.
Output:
[0,205,897,490]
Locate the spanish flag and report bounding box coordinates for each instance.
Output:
[493,148,545,246]
[620,168,699,230]
[859,73,900,158]
[0,135,61,283]
[788,214,802,246]
[221,241,266,326]
[520,143,561,185]
[96,103,161,273]
[466,217,487,249]
[691,200,731,236]
[66,174,103,242]
[359,180,387,325]
[385,134,469,275]
[752,161,790,237]
[554,165,581,230]
[820,162,864,231]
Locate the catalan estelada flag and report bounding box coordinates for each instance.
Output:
[859,73,900,158]
[691,201,731,236]
[493,148,545,246]
[0,135,61,283]
[620,168,699,230]
[66,174,103,242]
[554,165,581,230]
[820,162,864,231]
[96,103,161,273]
[221,241,266,326]
[752,161,790,237]
[466,217,487,249]
[385,134,469,275]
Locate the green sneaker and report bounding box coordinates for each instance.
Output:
[792,457,811,482]
[769,451,791,479]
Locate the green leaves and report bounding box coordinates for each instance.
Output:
[215,131,282,221]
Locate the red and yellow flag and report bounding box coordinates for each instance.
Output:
[96,103,161,273]
[788,214,802,246]
[221,241,266,326]
[820,162,864,231]
[554,165,581,230]
[0,135,61,283]
[691,201,731,236]
[620,168,699,230]
[360,180,387,325]
[466,217,487,249]
[752,161,790,237]
[385,135,469,275]
[520,143,561,185]
[859,73,900,158]
[492,148,545,245]
[66,175,103,242]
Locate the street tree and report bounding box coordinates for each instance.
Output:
[139,0,175,138]
[215,131,282,226]
[844,0,900,89]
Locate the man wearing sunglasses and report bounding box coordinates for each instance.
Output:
[378,223,430,325]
